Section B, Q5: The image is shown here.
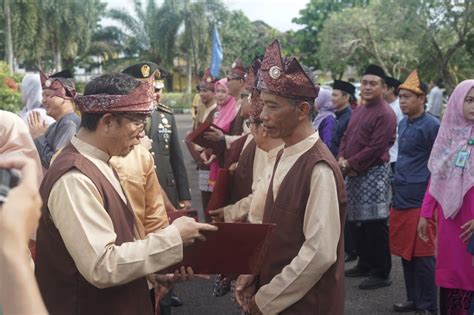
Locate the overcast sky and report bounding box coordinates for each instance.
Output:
[103,0,310,32]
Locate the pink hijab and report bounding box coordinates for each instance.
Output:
[213,78,238,132]
[428,80,474,219]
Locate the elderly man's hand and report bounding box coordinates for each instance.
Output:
[208,208,225,222]
[203,127,224,142]
[171,216,218,246]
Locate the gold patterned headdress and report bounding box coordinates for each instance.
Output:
[398,70,424,95]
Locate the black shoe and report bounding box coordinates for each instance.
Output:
[358,276,392,290]
[393,301,415,312]
[170,294,183,307]
[345,266,371,277]
[344,253,358,262]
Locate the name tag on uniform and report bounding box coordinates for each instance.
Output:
[454,149,470,168]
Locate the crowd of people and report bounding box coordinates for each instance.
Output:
[0,38,473,315]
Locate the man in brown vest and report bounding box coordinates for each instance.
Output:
[34,73,217,315]
[209,56,283,224]
[234,40,347,315]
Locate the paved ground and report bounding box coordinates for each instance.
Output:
[172,114,406,314]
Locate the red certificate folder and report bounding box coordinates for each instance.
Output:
[167,209,199,223]
[185,121,225,154]
[206,168,233,213]
[165,222,276,275]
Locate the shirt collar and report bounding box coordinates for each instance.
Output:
[282,132,319,157]
[71,136,110,162]
[365,96,384,108]
[268,144,284,160]
[336,105,351,117]
[408,111,427,124]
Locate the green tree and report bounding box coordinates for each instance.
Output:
[35,0,106,71]
[220,11,280,71]
[291,0,369,68]
[0,0,39,72]
[317,0,474,86]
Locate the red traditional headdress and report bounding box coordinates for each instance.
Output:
[257,40,318,100]
[74,76,155,114]
[198,68,218,92]
[229,58,247,80]
[40,71,76,100]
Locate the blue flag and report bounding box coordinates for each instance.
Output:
[210,25,223,78]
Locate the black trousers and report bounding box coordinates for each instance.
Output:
[344,219,358,256]
[401,257,437,311]
[354,219,392,279]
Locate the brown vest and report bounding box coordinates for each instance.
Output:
[260,139,347,315]
[224,134,250,169]
[230,139,257,203]
[35,144,152,315]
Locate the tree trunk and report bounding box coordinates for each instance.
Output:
[53,40,62,71]
[186,52,192,94]
[4,0,14,74]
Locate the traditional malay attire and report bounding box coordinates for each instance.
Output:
[329,80,354,157]
[339,64,397,289]
[110,143,169,237]
[247,40,346,315]
[34,70,80,169]
[208,78,239,188]
[389,70,439,313]
[225,58,248,141]
[385,76,404,171]
[225,57,267,205]
[330,80,356,262]
[193,69,219,210]
[421,80,474,315]
[312,89,336,146]
[19,73,55,126]
[221,57,280,222]
[35,76,183,315]
[122,62,191,209]
[195,69,218,129]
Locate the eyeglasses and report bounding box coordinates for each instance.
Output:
[113,113,148,131]
[245,119,263,128]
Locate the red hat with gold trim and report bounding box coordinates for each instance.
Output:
[40,70,76,100]
[257,40,318,100]
[198,68,218,92]
[228,58,247,80]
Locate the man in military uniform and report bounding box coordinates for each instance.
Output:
[123,62,192,211]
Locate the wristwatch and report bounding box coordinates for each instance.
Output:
[341,161,348,171]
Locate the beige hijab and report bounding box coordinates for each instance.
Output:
[0,110,43,185]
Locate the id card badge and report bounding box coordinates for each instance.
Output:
[455,149,470,168]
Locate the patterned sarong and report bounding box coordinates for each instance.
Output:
[346,164,391,221]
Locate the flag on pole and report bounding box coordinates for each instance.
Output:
[210,25,223,78]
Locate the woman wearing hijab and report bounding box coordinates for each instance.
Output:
[0,110,43,185]
[312,89,336,147]
[418,80,474,315]
[203,78,239,190]
[19,73,55,126]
